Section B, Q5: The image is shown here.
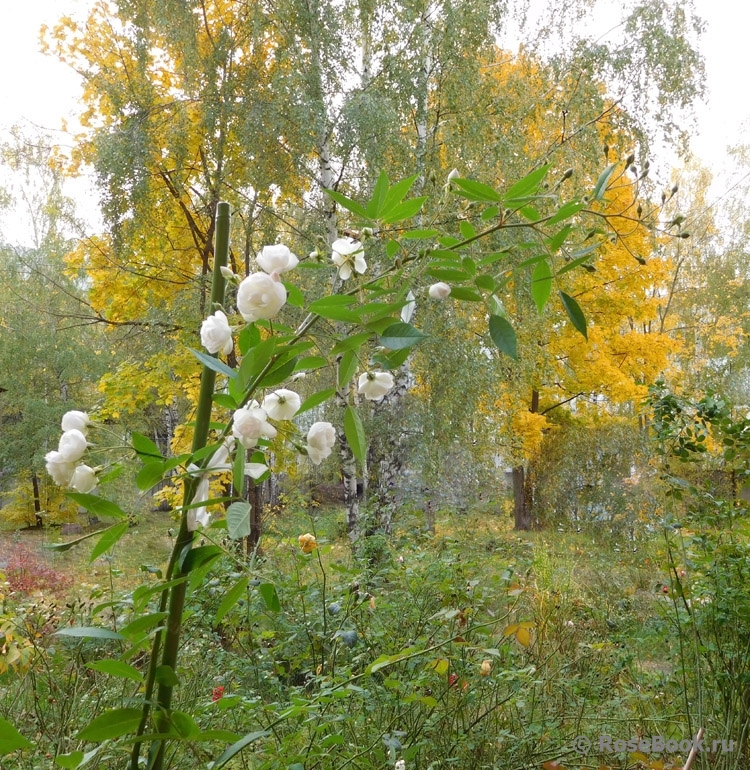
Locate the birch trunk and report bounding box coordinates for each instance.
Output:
[368,366,412,534]
[307,0,364,537]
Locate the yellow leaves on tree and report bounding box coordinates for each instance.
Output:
[510,410,549,461]
[45,0,319,449]
[548,182,678,408]
[3,477,73,528]
[64,234,196,325]
[96,347,199,422]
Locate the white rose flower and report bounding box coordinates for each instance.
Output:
[331,238,366,280]
[262,389,301,421]
[185,438,236,532]
[58,429,88,462]
[358,371,395,401]
[443,169,461,192]
[257,244,299,275]
[246,463,269,479]
[61,410,90,433]
[232,405,278,449]
[428,282,451,299]
[306,421,336,465]
[400,291,416,323]
[45,451,76,486]
[187,507,211,532]
[187,475,211,532]
[200,310,233,355]
[206,437,235,471]
[237,272,287,322]
[70,465,98,493]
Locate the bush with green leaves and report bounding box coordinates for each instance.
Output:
[649,383,750,769]
[2,158,680,769]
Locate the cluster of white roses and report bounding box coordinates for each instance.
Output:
[199,244,299,352]
[196,240,457,500]
[44,411,98,494]
[199,243,401,457]
[190,241,414,528]
[201,239,452,355]
[45,237,455,528]
[231,389,336,466]
[187,404,337,531]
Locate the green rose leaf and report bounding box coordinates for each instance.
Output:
[87,660,143,683]
[559,291,588,339]
[75,708,143,741]
[344,405,366,467]
[55,627,126,641]
[531,260,553,313]
[0,718,32,756]
[379,322,428,350]
[226,502,252,540]
[489,315,518,360]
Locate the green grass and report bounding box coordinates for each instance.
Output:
[0,503,744,770]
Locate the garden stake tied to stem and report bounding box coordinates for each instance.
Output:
[681,728,704,770]
[133,202,231,770]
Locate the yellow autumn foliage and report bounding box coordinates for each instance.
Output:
[95,347,199,421]
[0,617,35,675]
[510,410,550,460]
[417,51,678,466]
[45,0,314,463]
[2,479,75,529]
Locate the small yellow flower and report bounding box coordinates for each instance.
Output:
[298,533,317,554]
[479,659,492,677]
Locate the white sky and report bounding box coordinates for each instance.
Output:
[0,0,748,243]
[686,0,750,168]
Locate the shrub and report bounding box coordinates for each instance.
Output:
[2,542,72,596]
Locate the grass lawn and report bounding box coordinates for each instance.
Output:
[0,503,741,770]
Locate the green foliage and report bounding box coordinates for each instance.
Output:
[0,505,727,770]
[0,131,110,527]
[3,2,713,766]
[533,419,653,533]
[0,719,32,757]
[649,384,750,767]
[489,314,518,359]
[648,382,750,518]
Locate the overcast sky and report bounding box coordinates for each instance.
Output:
[0,0,747,241]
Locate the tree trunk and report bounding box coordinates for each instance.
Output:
[513,390,539,530]
[306,0,364,539]
[512,465,532,531]
[373,454,399,535]
[425,495,435,535]
[340,434,360,539]
[414,7,433,196]
[31,471,43,528]
[247,477,263,554]
[368,366,412,534]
